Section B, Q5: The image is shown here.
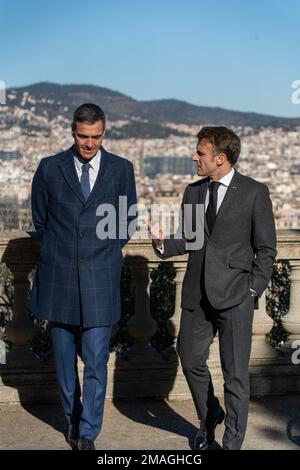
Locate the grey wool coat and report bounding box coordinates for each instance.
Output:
[155,170,277,310]
[28,146,137,327]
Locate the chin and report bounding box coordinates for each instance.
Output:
[82,152,97,159]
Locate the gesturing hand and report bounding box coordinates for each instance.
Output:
[147,221,164,249]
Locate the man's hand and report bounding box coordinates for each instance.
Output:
[147,222,164,249]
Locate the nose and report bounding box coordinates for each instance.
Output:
[192,153,199,162]
[86,137,93,148]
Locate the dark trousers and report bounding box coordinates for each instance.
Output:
[50,323,111,441]
[177,292,254,450]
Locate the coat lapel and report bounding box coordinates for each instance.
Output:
[198,178,210,236]
[58,147,86,205]
[212,170,243,234]
[58,146,113,207]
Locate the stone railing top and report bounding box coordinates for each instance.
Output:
[0,229,300,266]
[276,229,300,260]
[123,238,188,264]
[0,231,39,270]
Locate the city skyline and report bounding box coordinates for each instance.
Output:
[1,0,300,117]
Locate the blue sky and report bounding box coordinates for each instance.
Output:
[1,0,300,117]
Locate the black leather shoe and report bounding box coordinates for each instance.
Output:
[78,436,96,450]
[67,423,79,450]
[193,408,225,450]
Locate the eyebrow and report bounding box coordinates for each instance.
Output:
[77,133,103,139]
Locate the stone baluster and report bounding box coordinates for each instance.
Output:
[126,257,158,357]
[167,261,186,339]
[281,260,300,340]
[250,290,277,361]
[1,236,39,366]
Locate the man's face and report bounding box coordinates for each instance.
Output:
[73,120,105,160]
[192,139,219,177]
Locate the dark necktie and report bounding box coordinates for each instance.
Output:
[206,181,221,233]
[80,163,91,200]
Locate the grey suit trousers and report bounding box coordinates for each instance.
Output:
[177,290,255,450]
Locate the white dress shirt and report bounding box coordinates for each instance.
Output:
[205,167,235,213]
[156,169,234,250]
[156,167,256,294]
[157,168,235,253]
[73,149,101,191]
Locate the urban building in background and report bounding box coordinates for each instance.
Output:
[0,83,300,232]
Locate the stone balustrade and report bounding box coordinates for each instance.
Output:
[0,229,300,403]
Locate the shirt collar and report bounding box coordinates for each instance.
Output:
[73,148,101,172]
[209,167,235,188]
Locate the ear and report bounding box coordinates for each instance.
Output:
[216,153,226,166]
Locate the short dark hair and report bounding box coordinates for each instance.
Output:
[72,103,106,131]
[196,126,241,165]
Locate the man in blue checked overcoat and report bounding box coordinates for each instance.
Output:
[28,103,137,450]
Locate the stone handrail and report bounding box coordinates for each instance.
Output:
[0,230,300,364]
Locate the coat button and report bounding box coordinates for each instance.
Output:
[79,233,85,239]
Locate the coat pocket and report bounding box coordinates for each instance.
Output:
[228,259,253,272]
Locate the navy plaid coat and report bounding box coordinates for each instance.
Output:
[28,146,137,327]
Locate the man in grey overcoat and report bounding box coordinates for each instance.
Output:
[29,103,137,449]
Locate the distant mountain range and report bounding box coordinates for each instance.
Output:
[5,82,300,138]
